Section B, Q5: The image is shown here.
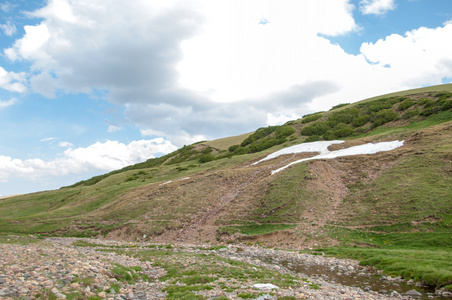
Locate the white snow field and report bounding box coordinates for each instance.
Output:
[250,140,404,175]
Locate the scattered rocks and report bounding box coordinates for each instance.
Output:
[0,237,437,300]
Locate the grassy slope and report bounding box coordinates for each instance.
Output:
[1,84,452,288]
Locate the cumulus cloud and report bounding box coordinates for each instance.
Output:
[0,67,27,93]
[0,21,17,36]
[360,0,395,15]
[3,0,452,147]
[0,138,177,182]
[360,24,452,86]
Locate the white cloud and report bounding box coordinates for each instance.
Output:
[267,113,301,126]
[0,98,17,109]
[1,21,17,36]
[58,141,73,148]
[3,0,452,147]
[107,125,123,133]
[360,24,452,87]
[0,67,27,93]
[29,72,57,98]
[40,137,59,142]
[0,138,177,182]
[360,0,395,15]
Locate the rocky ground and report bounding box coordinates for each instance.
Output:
[0,236,446,300]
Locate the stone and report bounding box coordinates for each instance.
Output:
[98,291,107,299]
[70,282,80,289]
[405,289,422,296]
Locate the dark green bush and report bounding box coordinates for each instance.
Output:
[441,99,452,111]
[233,146,250,155]
[199,153,215,163]
[327,108,360,127]
[397,100,414,111]
[275,125,295,138]
[241,126,277,147]
[301,113,322,124]
[228,145,240,152]
[370,109,399,128]
[330,103,350,110]
[201,147,213,154]
[332,123,354,138]
[352,115,370,127]
[403,109,420,119]
[367,98,395,113]
[300,121,331,136]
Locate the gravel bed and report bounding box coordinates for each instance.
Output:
[0,237,424,299]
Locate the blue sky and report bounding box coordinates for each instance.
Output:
[1,0,452,196]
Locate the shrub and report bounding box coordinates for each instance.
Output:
[228,145,240,152]
[397,99,414,111]
[199,153,215,163]
[248,137,278,153]
[332,123,354,138]
[301,113,322,124]
[441,99,452,111]
[201,147,213,154]
[403,109,420,119]
[241,126,277,147]
[352,115,370,127]
[367,98,395,112]
[330,103,350,110]
[327,108,360,127]
[370,109,399,128]
[275,125,295,138]
[300,121,331,136]
[234,147,250,155]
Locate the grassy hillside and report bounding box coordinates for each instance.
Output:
[1,83,452,290]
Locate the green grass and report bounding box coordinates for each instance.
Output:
[219,223,297,236]
[103,247,298,298]
[314,246,452,288]
[111,264,150,284]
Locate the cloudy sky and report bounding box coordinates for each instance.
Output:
[1,0,452,196]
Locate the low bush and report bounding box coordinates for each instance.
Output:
[352,115,370,127]
[301,113,323,124]
[300,121,331,136]
[397,99,414,111]
[330,103,350,110]
[199,153,215,163]
[370,109,399,128]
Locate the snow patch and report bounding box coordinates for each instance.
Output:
[251,140,404,174]
[252,283,280,290]
[159,177,190,186]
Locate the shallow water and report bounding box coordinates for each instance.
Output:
[263,257,449,299]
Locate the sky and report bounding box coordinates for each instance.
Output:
[0,0,452,196]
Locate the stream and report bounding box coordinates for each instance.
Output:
[261,257,449,299]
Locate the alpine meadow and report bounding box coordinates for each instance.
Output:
[1,84,452,299]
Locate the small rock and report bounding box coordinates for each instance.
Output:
[405,289,423,296]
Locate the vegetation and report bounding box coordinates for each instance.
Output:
[1,83,452,291]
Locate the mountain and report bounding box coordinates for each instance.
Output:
[1,84,451,249]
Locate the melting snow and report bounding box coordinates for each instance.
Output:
[160,177,190,185]
[251,140,404,175]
